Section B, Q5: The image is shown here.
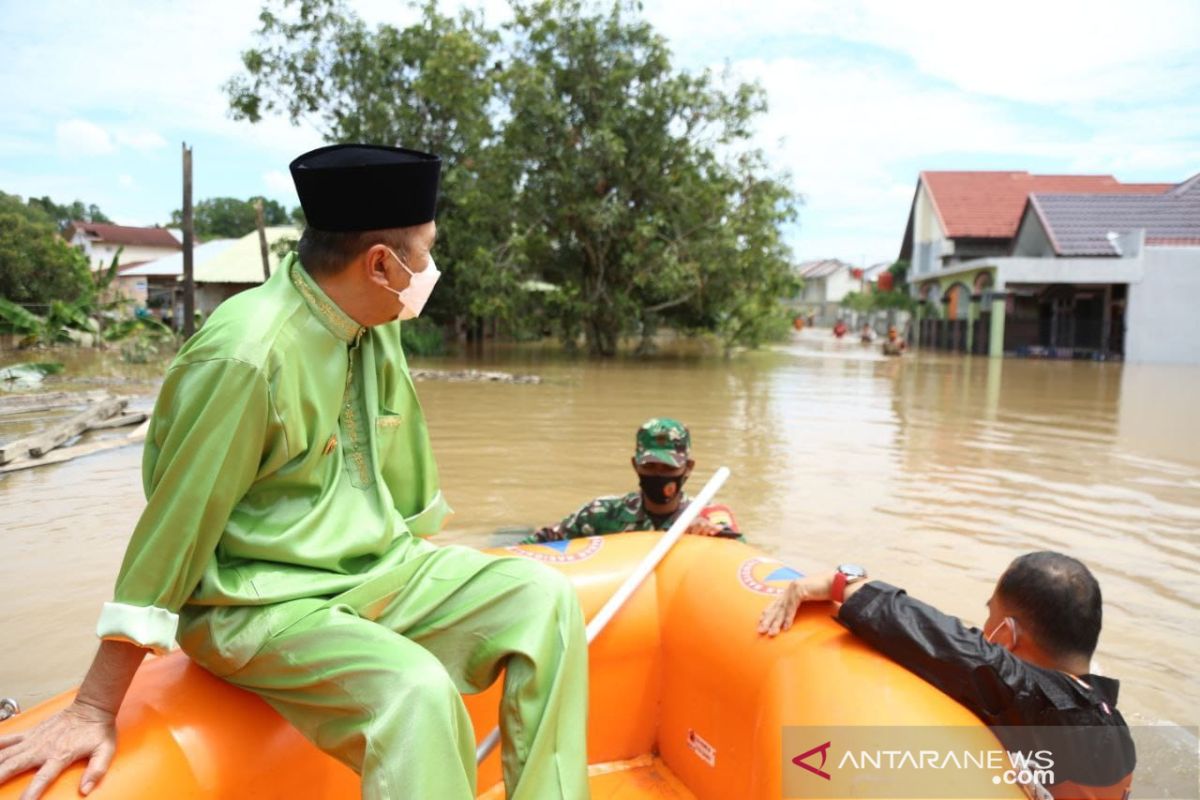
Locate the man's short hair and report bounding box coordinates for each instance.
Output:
[996,551,1102,659]
[297,226,412,276]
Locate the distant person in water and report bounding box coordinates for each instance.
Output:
[833,319,848,338]
[522,418,742,543]
[882,325,907,356]
[859,323,875,343]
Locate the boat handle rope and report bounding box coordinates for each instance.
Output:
[0,698,19,722]
[475,466,732,764]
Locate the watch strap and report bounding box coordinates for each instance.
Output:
[831,570,849,604]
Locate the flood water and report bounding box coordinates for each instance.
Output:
[2,332,1198,752]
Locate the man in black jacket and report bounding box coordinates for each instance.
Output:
[759,552,1135,799]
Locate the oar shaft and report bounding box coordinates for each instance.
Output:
[475,466,731,764]
[585,466,729,643]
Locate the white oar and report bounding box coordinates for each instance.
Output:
[475,466,732,764]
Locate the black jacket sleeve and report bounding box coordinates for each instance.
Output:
[837,581,1034,722]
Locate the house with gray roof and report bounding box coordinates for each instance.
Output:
[907,172,1200,365]
[792,259,860,325]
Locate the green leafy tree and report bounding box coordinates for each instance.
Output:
[226,0,516,334]
[0,192,93,305]
[226,0,800,356]
[501,0,798,354]
[26,196,113,231]
[169,196,291,239]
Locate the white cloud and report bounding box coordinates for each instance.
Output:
[263,169,296,198]
[118,174,135,188]
[643,0,1200,105]
[114,129,167,151]
[639,0,1200,261]
[6,0,1198,264]
[1,2,323,158]
[55,119,115,156]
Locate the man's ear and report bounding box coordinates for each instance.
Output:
[684,459,695,478]
[364,244,394,288]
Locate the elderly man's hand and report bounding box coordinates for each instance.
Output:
[758,575,835,637]
[684,517,722,537]
[0,701,117,800]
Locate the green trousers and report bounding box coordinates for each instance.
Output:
[178,540,590,799]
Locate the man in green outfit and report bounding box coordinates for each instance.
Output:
[0,145,590,800]
[523,418,741,543]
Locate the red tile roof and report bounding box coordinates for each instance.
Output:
[66,222,181,249]
[920,171,1173,239]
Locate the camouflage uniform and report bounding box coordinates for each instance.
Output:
[524,490,696,542]
[523,418,742,543]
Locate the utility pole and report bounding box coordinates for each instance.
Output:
[182,142,195,339]
[255,198,270,281]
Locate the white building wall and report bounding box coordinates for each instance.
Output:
[69,232,179,268]
[911,183,951,276]
[1125,247,1200,365]
[825,268,858,303]
[1012,213,1056,257]
[801,276,827,303]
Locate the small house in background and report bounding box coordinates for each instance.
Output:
[792,259,860,325]
[63,221,183,306]
[191,226,300,317]
[862,261,894,291]
[121,239,237,324]
[898,170,1200,364]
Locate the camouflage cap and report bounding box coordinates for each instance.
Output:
[635,417,691,468]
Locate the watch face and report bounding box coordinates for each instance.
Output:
[838,563,867,580]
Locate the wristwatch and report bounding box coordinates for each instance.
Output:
[831,564,868,603]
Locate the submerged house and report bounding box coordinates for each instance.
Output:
[63,221,183,306]
[792,259,859,325]
[898,171,1200,364]
[190,226,300,316]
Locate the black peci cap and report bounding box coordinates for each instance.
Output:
[290,143,442,232]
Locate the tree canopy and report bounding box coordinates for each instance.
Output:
[227,0,799,354]
[0,192,93,305]
[169,196,295,240]
[26,196,112,231]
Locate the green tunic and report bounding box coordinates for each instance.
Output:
[96,252,451,650]
[95,254,589,799]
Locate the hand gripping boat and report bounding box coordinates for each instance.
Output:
[1,533,1017,799]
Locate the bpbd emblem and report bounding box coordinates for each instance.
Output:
[738,557,804,595]
[507,537,604,563]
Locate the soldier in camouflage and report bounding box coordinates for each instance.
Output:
[523,418,742,543]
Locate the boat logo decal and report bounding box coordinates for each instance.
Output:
[506,536,604,563]
[738,557,804,595]
[686,728,717,767]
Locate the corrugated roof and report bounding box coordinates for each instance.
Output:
[1028,174,1200,256]
[65,221,181,249]
[120,239,238,277]
[861,261,892,279]
[920,171,1173,239]
[796,259,853,278]
[193,227,301,284]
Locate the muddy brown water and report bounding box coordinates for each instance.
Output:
[1,333,1197,768]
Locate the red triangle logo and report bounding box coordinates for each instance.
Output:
[792,741,833,780]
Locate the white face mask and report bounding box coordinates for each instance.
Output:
[383,247,440,320]
[985,616,1017,648]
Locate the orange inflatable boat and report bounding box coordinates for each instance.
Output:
[1,533,1016,799]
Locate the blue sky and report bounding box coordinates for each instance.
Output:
[1,0,1197,265]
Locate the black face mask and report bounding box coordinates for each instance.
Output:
[639,473,685,505]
